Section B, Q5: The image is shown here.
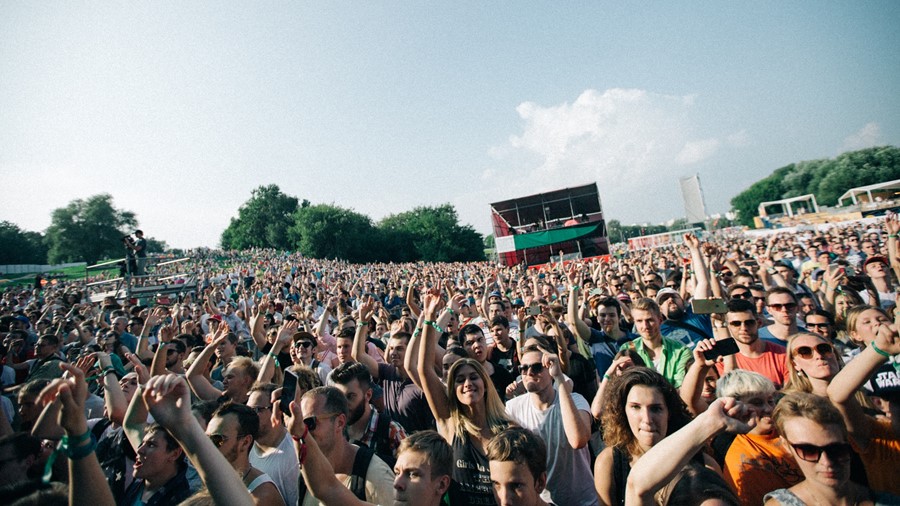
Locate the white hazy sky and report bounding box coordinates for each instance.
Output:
[2,2,899,249]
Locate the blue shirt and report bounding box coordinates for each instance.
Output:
[659,308,712,348]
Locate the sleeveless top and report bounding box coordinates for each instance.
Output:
[451,433,497,506]
[765,488,900,506]
[247,472,275,493]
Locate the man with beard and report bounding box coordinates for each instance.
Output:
[331,362,407,467]
[503,345,597,506]
[206,402,285,505]
[656,234,714,348]
[353,298,434,433]
[459,323,515,402]
[248,383,299,506]
[714,299,788,389]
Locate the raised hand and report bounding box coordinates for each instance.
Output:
[872,319,900,356]
[692,338,723,367]
[38,362,90,435]
[706,397,754,434]
[142,374,194,433]
[125,353,150,384]
[683,233,701,250]
[542,352,563,380]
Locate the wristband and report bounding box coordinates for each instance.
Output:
[65,428,92,446]
[67,434,97,460]
[890,234,898,239]
[428,321,445,334]
[446,308,456,315]
[103,367,117,376]
[268,352,279,360]
[871,341,893,358]
[570,285,580,291]
[357,321,368,328]
[412,328,421,338]
[602,373,611,380]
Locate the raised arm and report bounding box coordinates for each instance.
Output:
[258,320,296,384]
[418,291,452,432]
[679,339,720,416]
[625,397,750,506]
[885,213,900,281]
[684,234,710,299]
[143,374,254,506]
[40,362,116,506]
[546,352,591,449]
[826,319,900,448]
[351,296,380,379]
[285,401,372,506]
[249,295,270,351]
[185,326,227,401]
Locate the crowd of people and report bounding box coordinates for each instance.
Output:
[1,213,899,506]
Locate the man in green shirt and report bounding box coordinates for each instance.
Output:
[619,298,692,388]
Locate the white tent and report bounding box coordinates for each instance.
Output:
[838,179,900,206]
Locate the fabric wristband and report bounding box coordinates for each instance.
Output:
[871,341,893,358]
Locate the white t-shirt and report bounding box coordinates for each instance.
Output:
[250,430,300,506]
[505,390,599,506]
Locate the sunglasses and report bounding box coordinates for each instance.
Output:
[208,433,247,448]
[768,302,798,311]
[730,292,751,299]
[728,319,757,328]
[248,405,272,415]
[518,362,544,375]
[294,341,313,349]
[805,322,831,329]
[303,413,339,431]
[793,343,834,359]
[788,441,852,463]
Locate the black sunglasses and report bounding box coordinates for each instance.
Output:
[728,319,757,328]
[768,302,798,311]
[208,433,247,448]
[793,343,833,359]
[730,292,750,299]
[294,341,313,349]
[805,322,831,329]
[303,413,338,431]
[788,441,851,463]
[518,362,544,375]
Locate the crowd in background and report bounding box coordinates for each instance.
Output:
[1,213,899,505]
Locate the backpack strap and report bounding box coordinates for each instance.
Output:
[374,411,391,455]
[349,446,375,500]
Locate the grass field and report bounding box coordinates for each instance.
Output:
[0,263,93,287]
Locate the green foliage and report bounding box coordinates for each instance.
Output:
[145,237,169,254]
[45,194,138,265]
[730,146,900,226]
[483,234,495,248]
[289,204,379,263]
[378,205,485,262]
[221,185,299,250]
[0,221,48,264]
[606,219,668,242]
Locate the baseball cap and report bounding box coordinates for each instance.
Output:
[863,255,888,270]
[489,290,502,299]
[656,288,680,304]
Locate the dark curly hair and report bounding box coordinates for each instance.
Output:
[600,367,693,457]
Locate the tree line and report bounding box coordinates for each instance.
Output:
[219,185,485,263]
[0,186,485,266]
[730,145,900,226]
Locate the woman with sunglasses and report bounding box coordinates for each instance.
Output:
[783,333,841,397]
[765,392,899,505]
[593,367,696,506]
[418,290,510,506]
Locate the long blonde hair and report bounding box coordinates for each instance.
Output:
[446,358,509,441]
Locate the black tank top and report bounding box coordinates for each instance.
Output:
[450,433,498,506]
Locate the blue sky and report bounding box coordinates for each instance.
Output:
[2,2,898,249]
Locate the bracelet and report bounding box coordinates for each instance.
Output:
[446,308,456,315]
[412,328,421,338]
[602,373,611,380]
[889,234,898,239]
[268,352,279,360]
[871,341,893,358]
[67,434,97,461]
[357,321,368,328]
[570,285,580,291]
[65,428,92,446]
[103,367,117,376]
[427,321,445,334]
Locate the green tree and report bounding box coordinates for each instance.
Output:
[221,185,300,250]
[289,204,378,262]
[145,237,169,254]
[730,146,900,226]
[0,221,48,264]
[483,234,495,249]
[378,205,484,262]
[45,194,138,265]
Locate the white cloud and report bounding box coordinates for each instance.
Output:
[726,129,750,147]
[841,122,881,152]
[486,88,721,224]
[676,138,720,165]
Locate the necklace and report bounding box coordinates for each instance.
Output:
[240,466,252,484]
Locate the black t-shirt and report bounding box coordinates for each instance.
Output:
[488,363,515,404]
[377,363,435,433]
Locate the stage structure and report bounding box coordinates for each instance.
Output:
[490,183,609,267]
